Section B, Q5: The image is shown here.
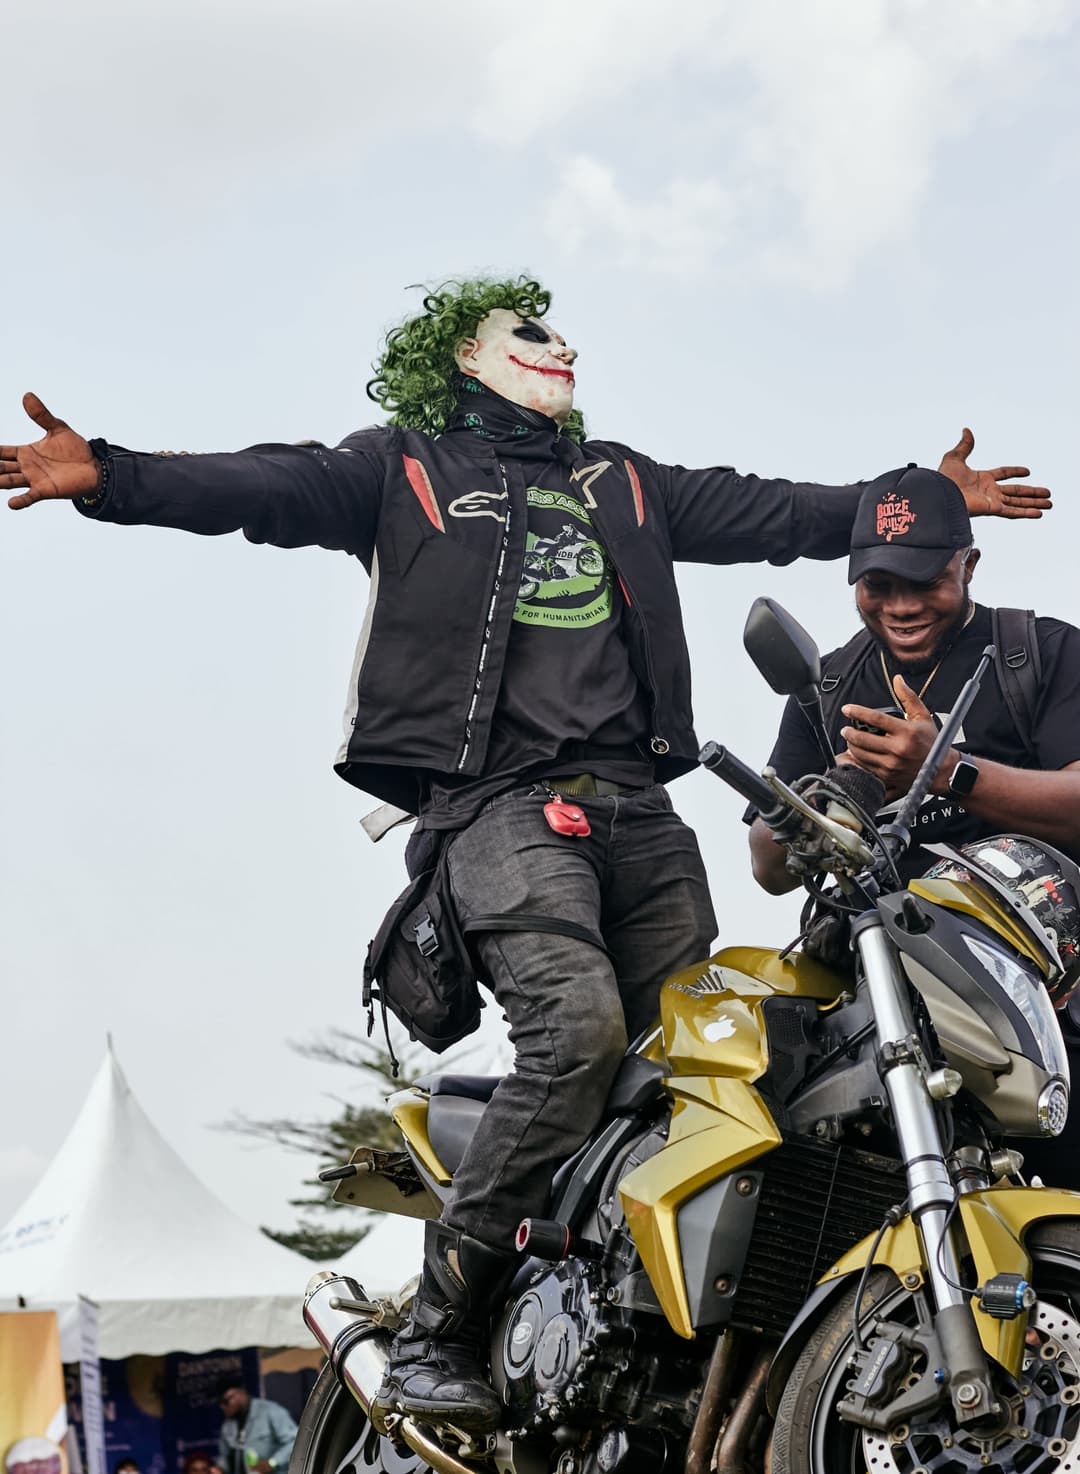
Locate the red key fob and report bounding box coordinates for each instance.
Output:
[544,799,591,837]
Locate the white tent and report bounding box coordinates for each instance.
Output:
[0,1046,316,1361]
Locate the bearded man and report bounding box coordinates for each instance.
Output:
[1,276,1049,1433]
[747,467,1080,894]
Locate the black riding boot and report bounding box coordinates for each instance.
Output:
[371,1219,516,1435]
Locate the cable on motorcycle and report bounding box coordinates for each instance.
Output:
[850,1200,908,1353]
[803,772,904,891]
[933,1191,980,1298]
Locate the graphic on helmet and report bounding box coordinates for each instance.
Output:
[924,834,1080,1007]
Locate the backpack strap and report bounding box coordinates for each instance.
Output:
[990,607,1042,761]
[819,628,877,727]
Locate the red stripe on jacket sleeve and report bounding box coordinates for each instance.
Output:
[402,454,445,532]
[624,459,645,527]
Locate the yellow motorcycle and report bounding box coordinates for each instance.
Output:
[294,600,1080,1474]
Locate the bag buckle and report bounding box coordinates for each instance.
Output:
[413,914,439,956]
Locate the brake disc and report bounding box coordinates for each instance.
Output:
[862,1300,1080,1473]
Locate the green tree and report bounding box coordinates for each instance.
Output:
[220,1030,431,1261]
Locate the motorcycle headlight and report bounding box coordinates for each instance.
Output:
[962,932,1070,1084]
[1038,1080,1070,1137]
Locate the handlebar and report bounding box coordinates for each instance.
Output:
[699,741,876,867]
[698,741,789,826]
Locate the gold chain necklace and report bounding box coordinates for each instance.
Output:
[879,602,977,706]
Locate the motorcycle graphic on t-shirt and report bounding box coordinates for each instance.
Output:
[519,524,605,600]
[514,488,614,629]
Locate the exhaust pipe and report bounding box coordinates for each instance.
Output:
[303,1271,480,1474]
[303,1271,392,1414]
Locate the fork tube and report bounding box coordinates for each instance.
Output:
[853,917,966,1314]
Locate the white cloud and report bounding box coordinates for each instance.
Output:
[469,1,717,148]
[9,0,1071,286]
[516,0,1076,287]
[546,156,732,275]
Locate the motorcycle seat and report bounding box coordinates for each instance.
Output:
[417,1074,501,1102]
[418,1056,664,1112]
[419,1056,666,1177]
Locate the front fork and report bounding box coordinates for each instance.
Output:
[853,915,1001,1427]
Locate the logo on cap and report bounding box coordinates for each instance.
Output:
[876,496,917,542]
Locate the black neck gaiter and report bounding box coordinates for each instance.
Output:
[445,374,560,446]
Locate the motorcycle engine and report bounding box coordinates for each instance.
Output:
[493,1122,702,1439]
[496,1254,623,1432]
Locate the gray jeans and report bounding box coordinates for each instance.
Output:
[442,783,716,1248]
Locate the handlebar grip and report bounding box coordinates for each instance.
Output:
[699,741,787,823]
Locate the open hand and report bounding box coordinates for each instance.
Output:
[840,675,941,801]
[937,427,1050,520]
[2,393,100,509]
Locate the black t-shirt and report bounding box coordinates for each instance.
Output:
[421,473,652,828]
[752,605,1080,880]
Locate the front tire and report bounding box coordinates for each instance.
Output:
[289,1364,432,1474]
[772,1220,1080,1474]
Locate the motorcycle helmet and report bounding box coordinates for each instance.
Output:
[924,835,1080,1008]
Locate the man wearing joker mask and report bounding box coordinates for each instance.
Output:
[1,276,1050,1433]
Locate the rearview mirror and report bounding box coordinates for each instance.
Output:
[743,598,835,768]
[742,597,822,701]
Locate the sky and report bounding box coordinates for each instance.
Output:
[2,0,1079,1262]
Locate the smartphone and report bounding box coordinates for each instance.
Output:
[849,703,902,737]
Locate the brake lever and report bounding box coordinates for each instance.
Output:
[762,766,876,867]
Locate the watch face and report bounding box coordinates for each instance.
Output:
[950,757,979,796]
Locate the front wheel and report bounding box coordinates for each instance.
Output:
[289,1364,432,1474]
[772,1221,1080,1474]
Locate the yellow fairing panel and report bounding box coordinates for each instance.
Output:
[712,946,847,999]
[390,1093,452,1185]
[628,944,839,1336]
[618,1077,781,1339]
[665,946,845,1006]
[825,1186,1080,1374]
[909,876,1052,976]
[660,947,842,1080]
[663,991,768,1080]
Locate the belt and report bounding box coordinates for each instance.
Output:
[548,773,636,798]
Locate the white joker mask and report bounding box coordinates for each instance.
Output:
[454,308,578,425]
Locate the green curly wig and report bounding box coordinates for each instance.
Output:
[366,275,585,442]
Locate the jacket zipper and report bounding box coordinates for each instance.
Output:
[457,460,514,771]
[605,557,670,757]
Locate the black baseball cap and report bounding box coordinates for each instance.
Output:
[847,466,972,585]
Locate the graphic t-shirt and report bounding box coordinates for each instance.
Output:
[495,480,648,739]
[421,476,652,827]
[751,605,1080,880]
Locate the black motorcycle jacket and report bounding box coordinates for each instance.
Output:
[81,417,867,811]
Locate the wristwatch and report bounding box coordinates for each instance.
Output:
[948,755,980,797]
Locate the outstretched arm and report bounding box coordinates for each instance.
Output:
[3,392,384,561]
[661,431,1049,565]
